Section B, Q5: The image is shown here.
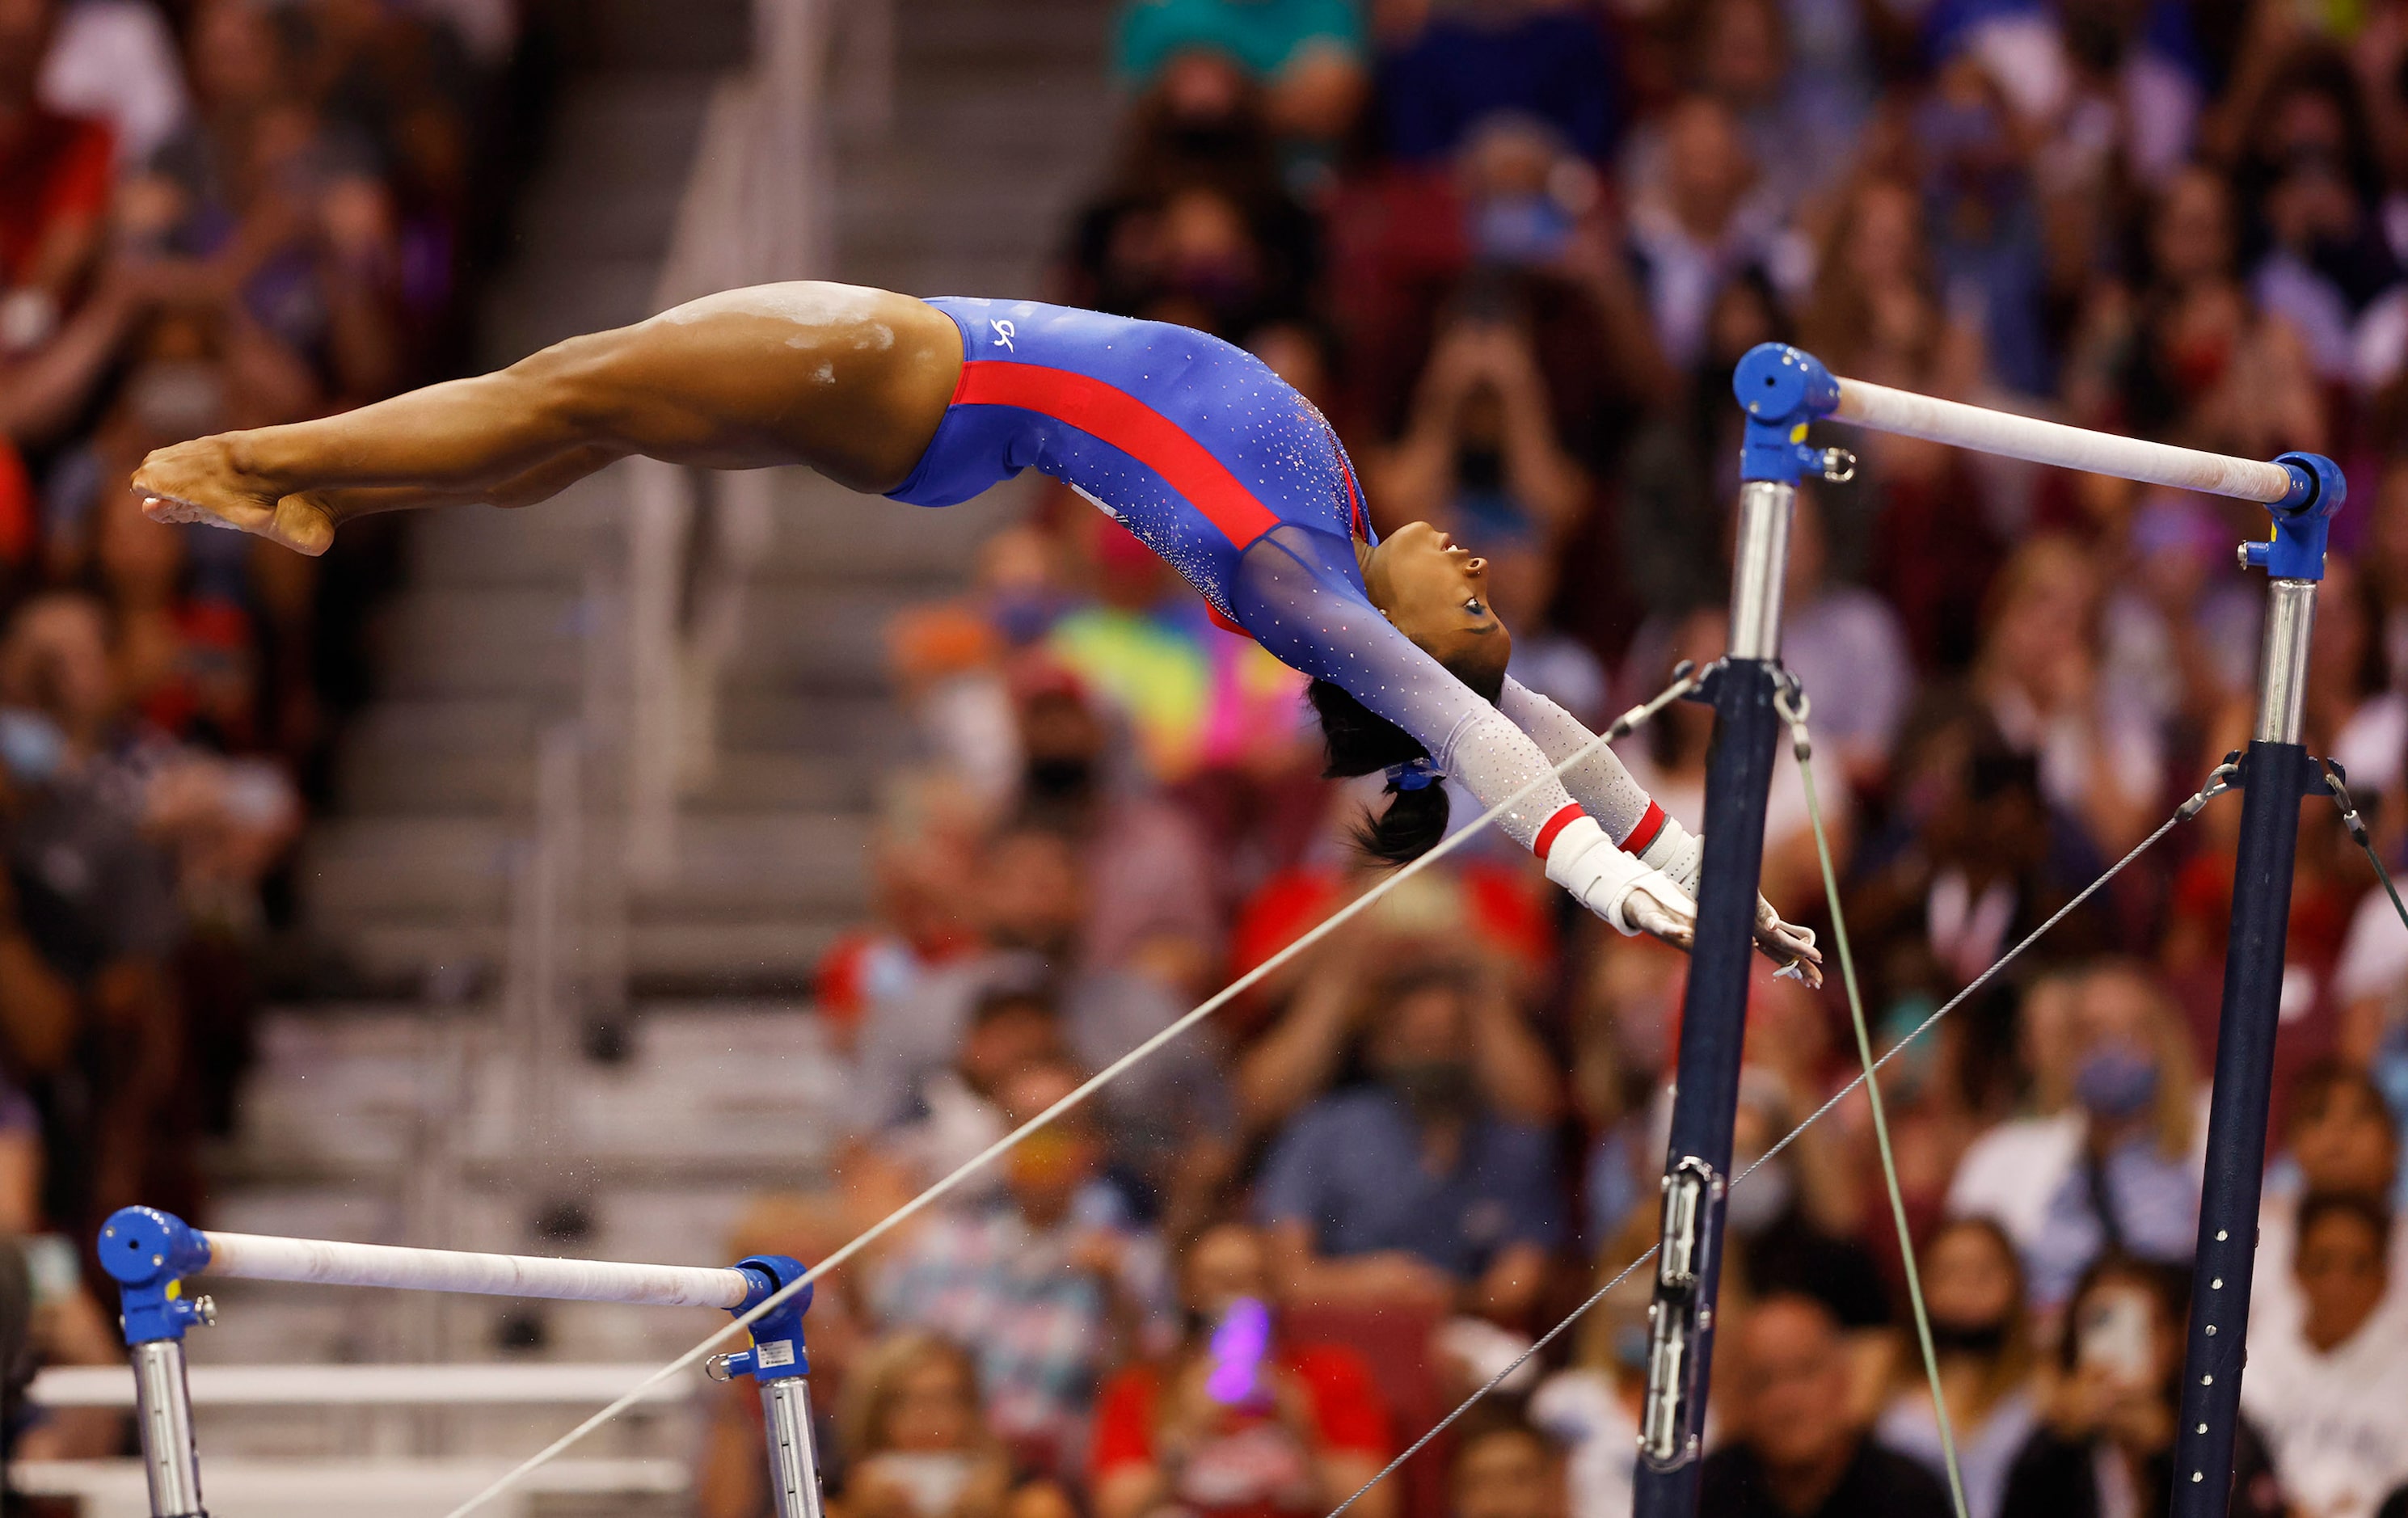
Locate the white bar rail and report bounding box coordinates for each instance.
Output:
[1832,377,2297,503]
[31,1363,694,1410]
[197,1232,753,1310]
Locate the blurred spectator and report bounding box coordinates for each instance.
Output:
[814,774,986,1056]
[37,0,186,167]
[1529,1217,1656,1518]
[1,0,109,353]
[0,591,192,1227]
[2067,166,2324,462]
[871,1057,1178,1477]
[835,1331,1072,1518]
[1697,1293,1951,1518]
[2098,491,2263,744]
[1777,485,1912,793]
[1090,1220,1394,1518]
[1068,53,1321,336]
[1997,1256,2282,1518]
[877,980,1070,1200]
[1911,49,2052,396]
[1948,961,2199,1313]
[2232,49,2405,391]
[1616,605,1840,909]
[2252,1062,2408,1337]
[1972,535,2163,856]
[1255,959,1563,1323]
[1236,941,1561,1137]
[1375,1,1617,166]
[1718,1068,1894,1415]
[1875,1218,2039,1518]
[851,818,1235,1217]
[2239,1192,2408,1518]
[1012,666,1222,996]
[133,0,403,403]
[1845,706,2115,1045]
[1620,95,1792,376]
[1687,0,1862,209]
[1371,292,1587,553]
[1447,1409,1568,1518]
[1113,0,1366,148]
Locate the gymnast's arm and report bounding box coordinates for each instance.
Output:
[1499,674,1824,982]
[1230,527,1693,941]
[1496,677,1697,877]
[129,282,964,555]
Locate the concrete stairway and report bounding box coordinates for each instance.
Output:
[294,0,1120,998]
[195,0,1120,1386]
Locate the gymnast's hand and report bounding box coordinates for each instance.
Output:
[133,436,340,557]
[1621,879,1697,952]
[1542,814,1697,948]
[1755,900,1824,989]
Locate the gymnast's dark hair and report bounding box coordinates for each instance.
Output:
[1309,659,1506,867]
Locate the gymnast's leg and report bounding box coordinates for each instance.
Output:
[129,283,966,556]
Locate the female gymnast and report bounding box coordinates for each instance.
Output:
[128,283,1820,976]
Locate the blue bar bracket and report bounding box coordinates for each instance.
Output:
[714,1255,813,1383]
[2240,452,2345,581]
[99,1207,213,1346]
[1733,344,1844,486]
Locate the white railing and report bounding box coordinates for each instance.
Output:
[624,0,891,885]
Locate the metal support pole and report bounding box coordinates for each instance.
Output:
[2171,577,2324,1518]
[1630,642,1781,1512]
[130,1339,206,1518]
[761,1377,828,1518]
[100,1208,216,1518]
[705,1252,824,1518]
[1634,345,1840,1518]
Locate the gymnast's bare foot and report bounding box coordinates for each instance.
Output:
[132,436,339,557]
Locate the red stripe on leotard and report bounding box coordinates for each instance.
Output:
[1620,801,1668,856]
[1534,803,1586,860]
[955,361,1283,550]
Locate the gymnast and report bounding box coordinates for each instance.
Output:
[127,284,1820,976]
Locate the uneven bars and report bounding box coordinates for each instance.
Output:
[1830,380,2294,500]
[101,1215,753,1311]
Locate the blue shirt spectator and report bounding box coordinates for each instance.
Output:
[1115,0,1364,86]
[1256,1088,1563,1280]
[1377,3,1617,164]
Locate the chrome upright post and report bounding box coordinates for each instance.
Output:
[2252,577,2318,744]
[131,1339,206,1518]
[761,1377,828,1518]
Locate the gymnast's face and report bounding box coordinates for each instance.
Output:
[1366,521,1512,686]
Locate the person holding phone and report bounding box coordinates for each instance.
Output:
[1090,1221,1393,1518]
[1995,1257,2283,1518]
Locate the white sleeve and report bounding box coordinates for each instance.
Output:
[1498,676,1700,888]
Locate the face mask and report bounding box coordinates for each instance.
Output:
[1454,445,1506,495]
[1611,1319,1651,1370]
[1384,1060,1478,1122]
[1166,120,1247,159]
[1025,755,1093,802]
[126,360,229,441]
[989,590,1059,647]
[2075,1043,2160,1121]
[1472,194,1573,267]
[872,1453,979,1518]
[0,709,66,783]
[1925,1317,2009,1358]
[1723,1157,1793,1237]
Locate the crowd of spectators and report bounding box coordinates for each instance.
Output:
[757,2,2408,1518]
[0,0,521,1387]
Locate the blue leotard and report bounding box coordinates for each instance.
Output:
[886,297,1618,855]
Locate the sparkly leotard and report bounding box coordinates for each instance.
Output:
[887,297,1661,856]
